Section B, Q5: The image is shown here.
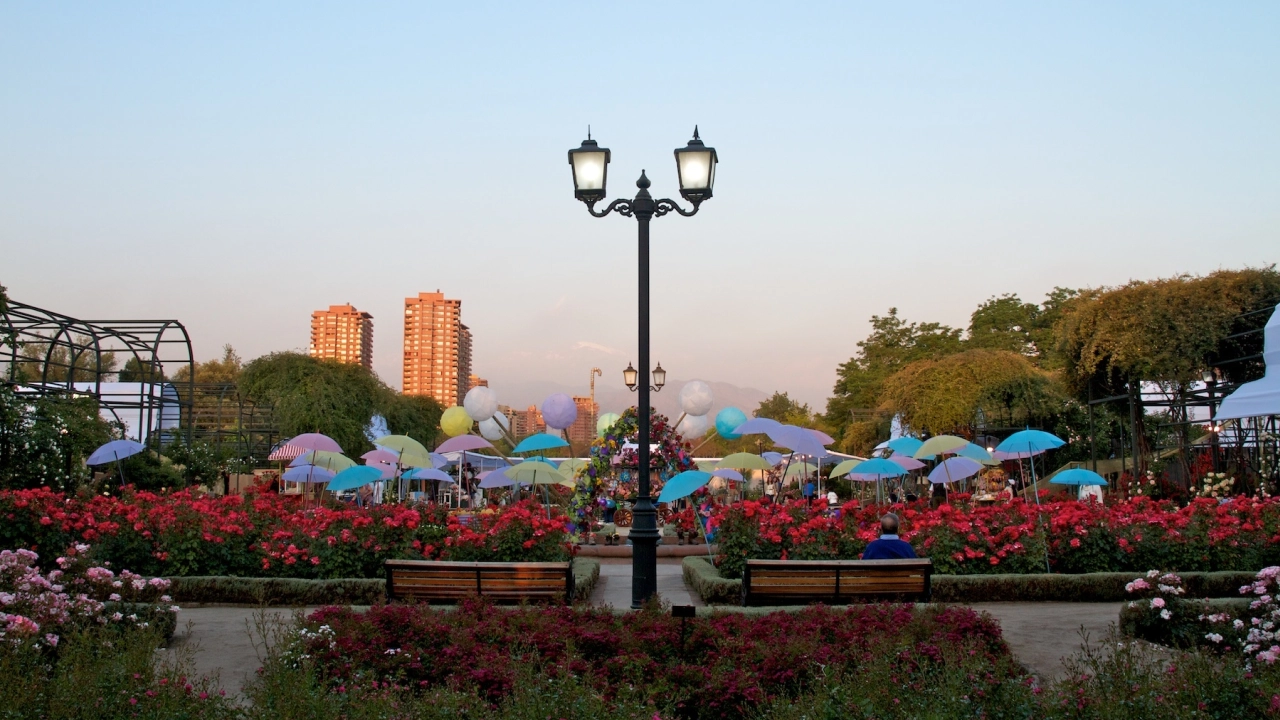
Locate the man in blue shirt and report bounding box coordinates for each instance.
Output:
[861,513,918,560]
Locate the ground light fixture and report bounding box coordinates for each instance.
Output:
[568,127,718,608]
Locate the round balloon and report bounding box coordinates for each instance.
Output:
[478,412,509,442]
[441,406,473,437]
[596,412,620,438]
[463,386,498,422]
[676,412,709,440]
[715,407,748,440]
[679,380,714,417]
[542,393,578,430]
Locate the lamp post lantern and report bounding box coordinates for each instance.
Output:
[568,127,717,608]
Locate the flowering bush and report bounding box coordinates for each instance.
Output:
[1119,570,1204,648]
[279,600,1022,720]
[713,495,1280,578]
[1199,472,1236,498]
[0,544,177,652]
[0,487,573,579]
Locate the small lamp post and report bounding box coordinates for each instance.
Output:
[1203,368,1220,471]
[569,127,718,608]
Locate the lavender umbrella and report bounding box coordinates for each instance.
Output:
[436,435,494,453]
[286,433,343,453]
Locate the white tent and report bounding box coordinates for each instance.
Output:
[1216,304,1280,421]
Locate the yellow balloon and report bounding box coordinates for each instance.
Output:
[441,406,473,437]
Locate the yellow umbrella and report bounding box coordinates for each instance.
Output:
[717,452,774,470]
[913,435,968,459]
[784,462,818,478]
[374,435,430,458]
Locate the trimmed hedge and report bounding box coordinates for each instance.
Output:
[164,558,602,606]
[681,557,1259,605]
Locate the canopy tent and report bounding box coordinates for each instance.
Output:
[1216,304,1280,421]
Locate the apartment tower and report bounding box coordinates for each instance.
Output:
[403,291,472,405]
[309,304,373,370]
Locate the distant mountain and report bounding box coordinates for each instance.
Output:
[494,378,768,420]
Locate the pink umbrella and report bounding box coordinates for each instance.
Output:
[361,449,400,466]
[807,428,835,445]
[436,435,494,453]
[888,454,926,471]
[268,444,306,462]
[286,433,342,453]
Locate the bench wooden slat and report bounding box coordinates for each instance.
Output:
[742,559,932,606]
[385,559,574,605]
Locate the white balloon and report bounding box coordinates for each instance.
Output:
[676,413,709,439]
[463,386,498,421]
[679,380,714,417]
[478,413,510,442]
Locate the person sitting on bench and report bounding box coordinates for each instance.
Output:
[861,513,918,559]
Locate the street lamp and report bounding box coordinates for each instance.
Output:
[1203,367,1221,469]
[569,127,718,608]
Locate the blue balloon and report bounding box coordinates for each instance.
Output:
[715,407,748,440]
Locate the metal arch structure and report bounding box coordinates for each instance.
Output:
[1,299,195,447]
[186,382,280,463]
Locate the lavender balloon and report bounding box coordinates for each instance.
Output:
[542,393,578,430]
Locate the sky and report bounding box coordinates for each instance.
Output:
[2,2,1277,412]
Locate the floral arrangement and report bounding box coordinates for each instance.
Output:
[713,495,1280,578]
[1198,472,1236,499]
[0,488,573,579]
[567,406,695,532]
[0,544,177,652]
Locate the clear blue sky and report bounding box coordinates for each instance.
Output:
[3,2,1277,410]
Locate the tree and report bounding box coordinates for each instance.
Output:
[0,384,115,491]
[171,344,243,385]
[117,356,165,383]
[238,352,443,457]
[755,391,813,426]
[967,294,1039,355]
[14,334,118,384]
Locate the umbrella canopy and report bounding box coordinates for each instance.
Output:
[807,428,835,445]
[435,435,494,453]
[710,468,744,482]
[771,425,828,457]
[656,470,713,504]
[374,435,430,458]
[361,449,400,466]
[286,433,343,453]
[884,437,924,456]
[403,467,455,483]
[761,451,786,466]
[847,458,909,481]
[927,457,984,484]
[291,450,356,471]
[327,465,382,492]
[730,418,783,436]
[283,465,335,483]
[512,433,570,453]
[784,462,818,478]
[504,461,568,486]
[913,435,968,459]
[885,454,925,471]
[996,429,1066,456]
[478,470,528,488]
[829,459,862,477]
[1050,468,1109,486]
[400,451,448,469]
[267,443,306,462]
[87,439,146,466]
[955,443,997,465]
[717,452,774,470]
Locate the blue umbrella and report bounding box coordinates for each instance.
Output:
[710,468,744,482]
[848,458,907,504]
[87,439,147,486]
[87,439,146,466]
[327,465,382,492]
[1050,468,1108,487]
[656,470,713,504]
[283,465,335,483]
[402,467,455,483]
[996,429,1066,456]
[761,451,785,466]
[885,437,924,456]
[512,433,570,453]
[955,443,996,465]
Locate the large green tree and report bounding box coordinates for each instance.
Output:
[755,391,815,426]
[238,352,443,457]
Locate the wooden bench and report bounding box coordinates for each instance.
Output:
[741,559,933,606]
[385,560,574,604]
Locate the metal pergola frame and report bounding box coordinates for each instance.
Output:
[184,382,280,463]
[2,299,194,447]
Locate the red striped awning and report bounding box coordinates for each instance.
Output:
[268,444,306,461]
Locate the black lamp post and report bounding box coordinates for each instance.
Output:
[569,127,718,608]
[1203,368,1220,472]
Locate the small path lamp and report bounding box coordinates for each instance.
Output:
[569,127,717,608]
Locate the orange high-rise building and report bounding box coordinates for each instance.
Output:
[309,304,373,370]
[402,291,472,405]
[566,396,599,446]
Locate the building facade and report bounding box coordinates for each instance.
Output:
[309,304,373,370]
[402,291,472,405]
[566,396,599,446]
[468,375,488,390]
[507,404,545,438]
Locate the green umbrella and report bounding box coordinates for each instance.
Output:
[913,435,968,459]
[374,435,430,458]
[557,458,588,478]
[295,450,356,471]
[504,461,571,486]
[717,452,774,470]
[829,458,868,477]
[784,462,818,478]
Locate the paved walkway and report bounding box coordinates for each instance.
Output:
[166,590,1121,697]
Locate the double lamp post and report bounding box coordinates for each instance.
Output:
[568,128,719,608]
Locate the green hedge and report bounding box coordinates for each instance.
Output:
[681,558,1258,605]
[164,558,601,606]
